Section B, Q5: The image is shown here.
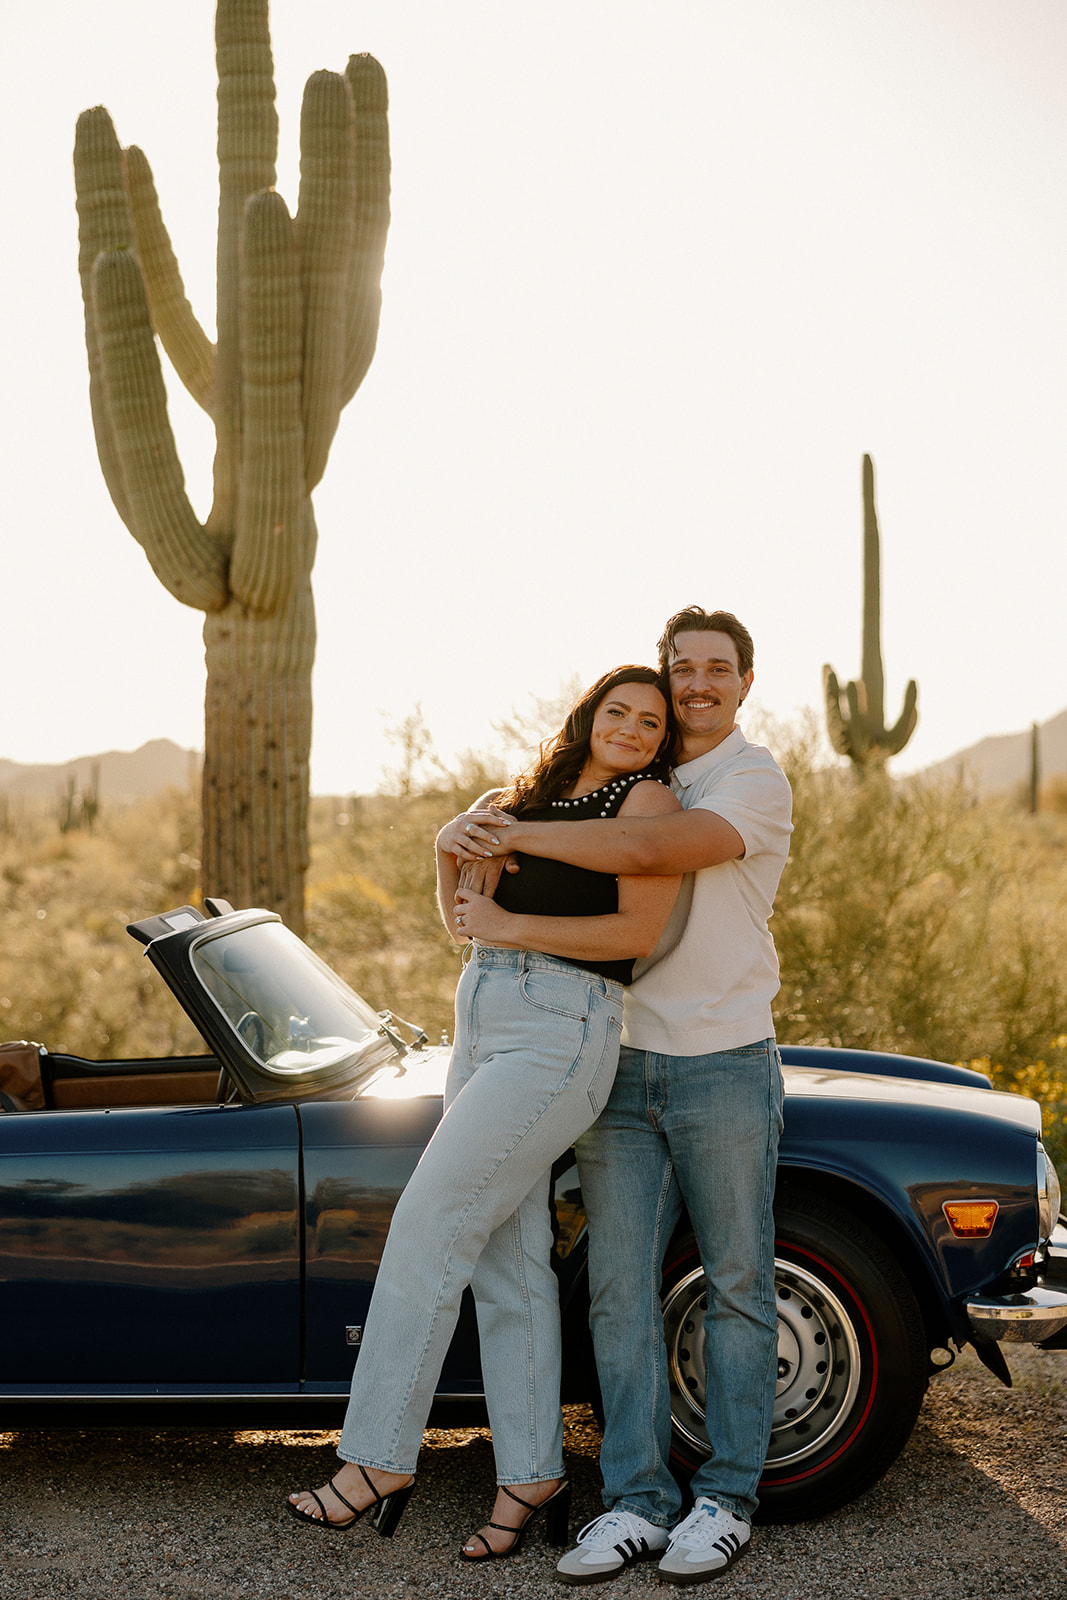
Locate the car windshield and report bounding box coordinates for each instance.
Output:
[190,920,390,1080]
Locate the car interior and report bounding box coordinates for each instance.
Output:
[0,1039,221,1111]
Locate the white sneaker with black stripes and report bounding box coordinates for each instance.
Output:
[657,1498,751,1585]
[556,1509,669,1585]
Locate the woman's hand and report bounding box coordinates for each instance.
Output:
[453,885,516,945]
[437,807,513,864]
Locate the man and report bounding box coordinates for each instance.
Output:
[454,607,792,1586]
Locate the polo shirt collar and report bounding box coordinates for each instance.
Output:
[673,725,746,791]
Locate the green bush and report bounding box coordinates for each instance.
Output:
[770,722,1067,1175]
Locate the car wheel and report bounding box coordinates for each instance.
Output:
[661,1194,928,1521]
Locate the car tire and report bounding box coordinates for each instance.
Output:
[661,1194,929,1522]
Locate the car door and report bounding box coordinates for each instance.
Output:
[298,1095,485,1397]
[0,1102,300,1394]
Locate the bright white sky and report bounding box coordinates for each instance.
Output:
[3,0,1065,794]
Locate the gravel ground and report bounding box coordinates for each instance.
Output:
[2,1345,1064,1600]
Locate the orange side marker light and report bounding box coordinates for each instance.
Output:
[942,1199,999,1238]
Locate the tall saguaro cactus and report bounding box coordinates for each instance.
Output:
[74,0,390,933]
[823,455,918,771]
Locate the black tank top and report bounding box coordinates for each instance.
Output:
[493,770,666,985]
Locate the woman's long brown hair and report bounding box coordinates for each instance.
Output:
[495,665,676,816]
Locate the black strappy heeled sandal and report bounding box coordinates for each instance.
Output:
[287,1463,415,1537]
[459,1479,571,1561]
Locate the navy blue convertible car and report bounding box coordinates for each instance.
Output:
[1,901,1064,1521]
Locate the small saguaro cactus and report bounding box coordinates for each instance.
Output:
[73,0,390,933]
[58,765,101,835]
[823,455,918,771]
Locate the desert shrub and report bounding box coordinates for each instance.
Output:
[0,790,204,1057]
[304,750,509,1043]
[770,724,1067,1173]
[1041,774,1067,814]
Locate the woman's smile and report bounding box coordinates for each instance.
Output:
[578,682,669,792]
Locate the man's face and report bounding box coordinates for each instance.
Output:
[666,629,754,752]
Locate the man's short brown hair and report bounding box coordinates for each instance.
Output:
[656,607,755,678]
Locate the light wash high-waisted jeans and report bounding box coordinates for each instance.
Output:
[337,944,623,1483]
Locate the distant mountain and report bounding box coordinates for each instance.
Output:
[0,739,200,801]
[3,716,1064,805]
[923,707,1067,795]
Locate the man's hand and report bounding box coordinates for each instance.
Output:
[437,807,514,864]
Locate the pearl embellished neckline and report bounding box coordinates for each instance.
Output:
[549,769,658,817]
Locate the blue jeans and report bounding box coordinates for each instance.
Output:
[575,1040,783,1525]
[338,946,623,1481]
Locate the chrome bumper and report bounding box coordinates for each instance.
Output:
[966,1284,1067,1344]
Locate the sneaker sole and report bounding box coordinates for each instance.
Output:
[557,1546,665,1586]
[657,1538,750,1586]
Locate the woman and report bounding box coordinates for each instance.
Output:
[288,666,681,1561]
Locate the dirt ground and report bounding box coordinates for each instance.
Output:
[1,1344,1064,1600]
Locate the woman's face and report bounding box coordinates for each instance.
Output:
[586,681,669,777]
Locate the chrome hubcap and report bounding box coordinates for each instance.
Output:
[662,1257,862,1468]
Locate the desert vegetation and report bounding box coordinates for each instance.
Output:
[1,716,1064,1169]
[768,716,1067,1168]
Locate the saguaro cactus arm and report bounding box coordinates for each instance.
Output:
[823,454,918,767]
[296,70,357,492]
[885,678,919,753]
[342,54,391,406]
[230,191,307,616]
[91,250,228,611]
[74,106,136,529]
[822,666,858,760]
[125,145,215,412]
[75,107,226,611]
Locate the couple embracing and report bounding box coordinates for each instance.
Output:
[289,605,793,1588]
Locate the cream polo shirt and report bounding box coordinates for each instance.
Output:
[622,726,793,1057]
